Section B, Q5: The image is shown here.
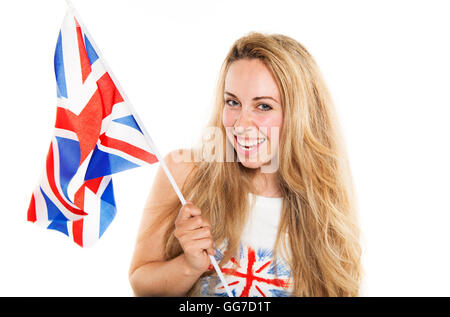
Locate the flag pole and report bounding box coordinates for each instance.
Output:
[64,1,233,297]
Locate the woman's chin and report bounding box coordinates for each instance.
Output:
[237,155,268,170]
[239,161,262,169]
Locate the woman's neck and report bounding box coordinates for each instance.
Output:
[251,171,282,198]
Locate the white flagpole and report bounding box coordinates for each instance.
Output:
[64,0,233,297]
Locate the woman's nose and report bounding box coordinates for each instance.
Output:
[234,108,255,133]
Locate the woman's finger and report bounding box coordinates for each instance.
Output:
[179,226,213,242]
[184,237,216,256]
[175,202,202,225]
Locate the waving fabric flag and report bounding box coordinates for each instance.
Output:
[27,8,158,247]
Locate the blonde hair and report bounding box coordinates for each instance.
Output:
[159,32,362,296]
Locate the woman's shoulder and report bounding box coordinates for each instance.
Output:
[143,148,197,212]
[162,148,198,189]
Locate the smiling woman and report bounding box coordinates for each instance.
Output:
[128,32,362,297]
[223,58,283,174]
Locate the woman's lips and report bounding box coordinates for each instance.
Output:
[234,135,266,155]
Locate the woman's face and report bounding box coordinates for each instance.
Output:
[222,58,283,170]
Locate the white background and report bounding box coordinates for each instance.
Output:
[0,0,449,296]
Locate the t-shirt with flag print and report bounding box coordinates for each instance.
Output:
[200,193,293,297]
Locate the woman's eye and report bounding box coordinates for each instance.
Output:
[258,104,272,111]
[226,99,240,107]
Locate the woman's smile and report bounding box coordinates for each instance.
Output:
[234,135,267,155]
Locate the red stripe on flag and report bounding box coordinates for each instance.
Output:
[74,183,86,209]
[76,90,103,164]
[27,194,37,222]
[255,260,271,273]
[85,177,103,194]
[96,72,124,119]
[218,281,239,289]
[75,18,92,83]
[255,285,266,297]
[55,91,103,165]
[46,143,88,216]
[240,246,257,297]
[55,107,76,132]
[100,133,158,164]
[72,219,84,247]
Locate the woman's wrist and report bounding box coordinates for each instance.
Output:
[177,253,206,278]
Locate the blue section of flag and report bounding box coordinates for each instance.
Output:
[47,218,69,236]
[99,180,116,238]
[257,248,272,261]
[55,137,80,203]
[101,179,116,206]
[267,260,291,277]
[113,115,143,133]
[83,34,99,65]
[84,146,140,181]
[214,249,224,262]
[54,31,68,98]
[40,188,69,236]
[268,289,290,297]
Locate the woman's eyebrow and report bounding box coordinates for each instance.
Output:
[224,91,279,103]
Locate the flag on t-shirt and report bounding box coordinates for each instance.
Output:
[27,8,158,247]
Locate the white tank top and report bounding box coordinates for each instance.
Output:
[200,193,294,297]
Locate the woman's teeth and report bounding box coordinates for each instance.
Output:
[236,137,266,149]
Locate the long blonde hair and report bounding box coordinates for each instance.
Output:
[159,32,361,296]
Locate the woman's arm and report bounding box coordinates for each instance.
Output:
[128,150,213,296]
[129,252,203,297]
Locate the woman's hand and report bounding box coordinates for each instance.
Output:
[174,201,216,275]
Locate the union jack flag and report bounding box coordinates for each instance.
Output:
[202,245,293,297]
[27,8,158,247]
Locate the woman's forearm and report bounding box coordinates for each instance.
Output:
[129,253,203,296]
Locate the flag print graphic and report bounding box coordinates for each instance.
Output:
[202,245,292,297]
[27,9,157,247]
